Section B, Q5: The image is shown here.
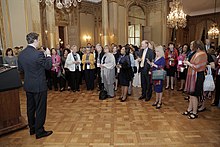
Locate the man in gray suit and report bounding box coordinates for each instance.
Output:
[18,32,53,139]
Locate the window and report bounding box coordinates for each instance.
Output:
[128,24,141,46]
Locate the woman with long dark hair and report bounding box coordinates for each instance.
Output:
[177,44,190,91]
[60,48,71,91]
[4,48,18,66]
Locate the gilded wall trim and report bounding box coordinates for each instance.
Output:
[24,0,29,34]
[5,0,13,47]
[0,0,6,50]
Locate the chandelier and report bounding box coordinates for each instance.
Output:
[38,0,82,9]
[208,0,219,39]
[208,24,220,39]
[167,0,187,29]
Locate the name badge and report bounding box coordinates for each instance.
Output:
[97,63,100,67]
[117,68,120,73]
[87,64,90,69]
[178,60,182,65]
[218,69,220,75]
[169,61,172,65]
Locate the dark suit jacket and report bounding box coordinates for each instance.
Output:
[139,48,155,74]
[18,45,52,93]
[95,51,104,64]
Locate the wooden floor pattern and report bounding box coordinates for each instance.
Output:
[1,84,220,147]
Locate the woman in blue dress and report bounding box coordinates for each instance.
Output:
[147,46,166,109]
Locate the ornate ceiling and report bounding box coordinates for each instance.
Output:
[84,0,102,3]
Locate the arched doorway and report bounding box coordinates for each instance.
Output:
[128,5,146,46]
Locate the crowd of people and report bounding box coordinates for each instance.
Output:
[3,38,220,118]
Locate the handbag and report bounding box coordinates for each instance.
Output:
[152,69,166,80]
[132,66,138,73]
[99,88,108,100]
[203,65,215,91]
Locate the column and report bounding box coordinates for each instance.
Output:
[109,1,118,44]
[161,0,168,45]
[46,4,56,48]
[102,0,109,46]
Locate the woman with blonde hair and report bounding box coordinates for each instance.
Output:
[148,41,156,51]
[100,45,116,98]
[147,46,166,109]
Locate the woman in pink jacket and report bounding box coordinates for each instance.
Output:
[51,48,61,91]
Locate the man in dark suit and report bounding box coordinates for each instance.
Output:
[95,44,104,90]
[18,32,53,139]
[138,40,155,101]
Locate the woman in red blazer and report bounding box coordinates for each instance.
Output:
[165,43,178,90]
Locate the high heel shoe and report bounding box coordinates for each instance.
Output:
[60,88,65,92]
[156,103,162,109]
[188,113,198,119]
[182,110,192,115]
[152,101,158,106]
[165,86,169,89]
[118,96,123,100]
[120,96,127,102]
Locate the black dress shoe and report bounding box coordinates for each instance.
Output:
[139,96,145,100]
[144,98,150,102]
[36,131,53,139]
[127,93,131,96]
[30,130,35,135]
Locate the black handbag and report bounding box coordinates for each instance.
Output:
[99,88,108,100]
[132,66,137,73]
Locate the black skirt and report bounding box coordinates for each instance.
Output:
[191,71,205,98]
[178,69,187,80]
[118,68,133,86]
[165,66,176,77]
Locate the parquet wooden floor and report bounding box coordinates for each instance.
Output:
[1,84,220,147]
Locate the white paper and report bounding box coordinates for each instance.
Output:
[180,67,184,72]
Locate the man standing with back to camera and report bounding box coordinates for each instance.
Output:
[18,32,53,139]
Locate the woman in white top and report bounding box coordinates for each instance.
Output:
[65,45,81,92]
